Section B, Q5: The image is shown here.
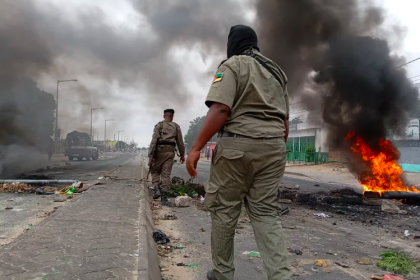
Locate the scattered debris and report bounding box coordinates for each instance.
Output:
[185,264,201,268]
[200,227,206,232]
[384,275,405,280]
[404,230,410,237]
[136,195,144,199]
[242,251,260,257]
[288,248,303,255]
[313,213,330,218]
[285,184,300,190]
[381,200,402,214]
[171,176,185,186]
[1,183,34,193]
[174,245,185,249]
[161,214,178,220]
[314,259,329,267]
[129,253,139,257]
[175,196,192,207]
[357,257,373,265]
[176,263,185,266]
[371,276,384,280]
[35,187,54,195]
[280,207,290,215]
[153,230,170,244]
[5,207,13,210]
[25,225,33,231]
[335,262,350,268]
[279,199,292,204]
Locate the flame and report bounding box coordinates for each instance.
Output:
[345,131,419,194]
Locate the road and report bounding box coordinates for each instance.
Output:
[154,161,420,280]
[0,152,136,247]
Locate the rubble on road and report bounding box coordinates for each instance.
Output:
[1,183,35,193]
[175,196,192,207]
[153,229,170,244]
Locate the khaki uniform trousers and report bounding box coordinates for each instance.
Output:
[204,137,290,280]
[151,145,175,191]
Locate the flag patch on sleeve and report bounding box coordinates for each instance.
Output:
[213,73,224,83]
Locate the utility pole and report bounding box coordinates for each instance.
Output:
[55,79,78,153]
[105,119,114,152]
[118,130,124,151]
[91,107,104,140]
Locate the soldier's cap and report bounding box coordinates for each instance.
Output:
[227,25,259,58]
[164,109,175,114]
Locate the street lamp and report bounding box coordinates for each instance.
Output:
[91,107,104,139]
[105,119,114,150]
[55,79,78,152]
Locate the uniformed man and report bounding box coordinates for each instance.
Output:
[186,25,290,280]
[149,109,185,205]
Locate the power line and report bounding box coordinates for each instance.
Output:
[395,57,420,69]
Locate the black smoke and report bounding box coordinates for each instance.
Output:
[255,0,419,163]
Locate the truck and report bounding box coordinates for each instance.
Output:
[64,130,99,161]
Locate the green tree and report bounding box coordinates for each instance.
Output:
[290,116,304,125]
[184,116,217,151]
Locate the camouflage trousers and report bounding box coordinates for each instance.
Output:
[151,145,175,191]
[205,137,290,280]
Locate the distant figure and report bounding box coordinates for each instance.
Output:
[48,138,55,162]
[148,109,186,205]
[206,149,210,160]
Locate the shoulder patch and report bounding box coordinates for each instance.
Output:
[213,73,224,83]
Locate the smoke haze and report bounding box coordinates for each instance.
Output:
[0,0,418,177]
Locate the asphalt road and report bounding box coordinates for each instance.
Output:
[171,161,358,194]
[18,153,136,181]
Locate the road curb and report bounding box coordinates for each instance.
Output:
[137,165,161,280]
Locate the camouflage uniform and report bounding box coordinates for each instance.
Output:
[205,48,290,280]
[148,120,185,191]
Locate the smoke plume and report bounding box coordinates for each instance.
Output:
[0,0,250,177]
[255,0,419,170]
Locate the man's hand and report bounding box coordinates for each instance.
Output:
[180,156,185,164]
[186,150,200,178]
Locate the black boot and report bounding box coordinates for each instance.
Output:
[207,270,217,280]
[161,193,169,206]
[152,185,162,199]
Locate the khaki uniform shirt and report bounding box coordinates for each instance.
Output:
[148,120,185,158]
[205,50,289,138]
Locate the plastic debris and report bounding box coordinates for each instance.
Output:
[384,276,404,280]
[404,230,410,237]
[186,264,201,268]
[242,251,260,257]
[25,225,33,231]
[161,214,178,220]
[129,253,139,257]
[314,259,329,267]
[313,213,330,218]
[153,230,170,244]
[174,245,185,249]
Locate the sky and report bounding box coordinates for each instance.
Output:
[32,0,420,147]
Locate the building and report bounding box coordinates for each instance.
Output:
[287,121,330,164]
[202,142,216,159]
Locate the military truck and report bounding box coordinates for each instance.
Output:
[64,130,99,161]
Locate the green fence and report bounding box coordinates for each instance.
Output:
[286,152,329,164]
[286,136,328,164]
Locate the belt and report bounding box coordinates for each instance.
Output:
[158,142,176,147]
[218,131,284,140]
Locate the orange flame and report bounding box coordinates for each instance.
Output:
[345,131,419,194]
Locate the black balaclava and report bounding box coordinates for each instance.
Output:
[227,25,260,58]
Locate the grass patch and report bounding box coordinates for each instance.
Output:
[166,184,197,198]
[377,251,420,277]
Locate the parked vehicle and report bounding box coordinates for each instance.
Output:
[64,131,99,161]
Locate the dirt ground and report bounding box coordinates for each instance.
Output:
[150,187,420,280]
